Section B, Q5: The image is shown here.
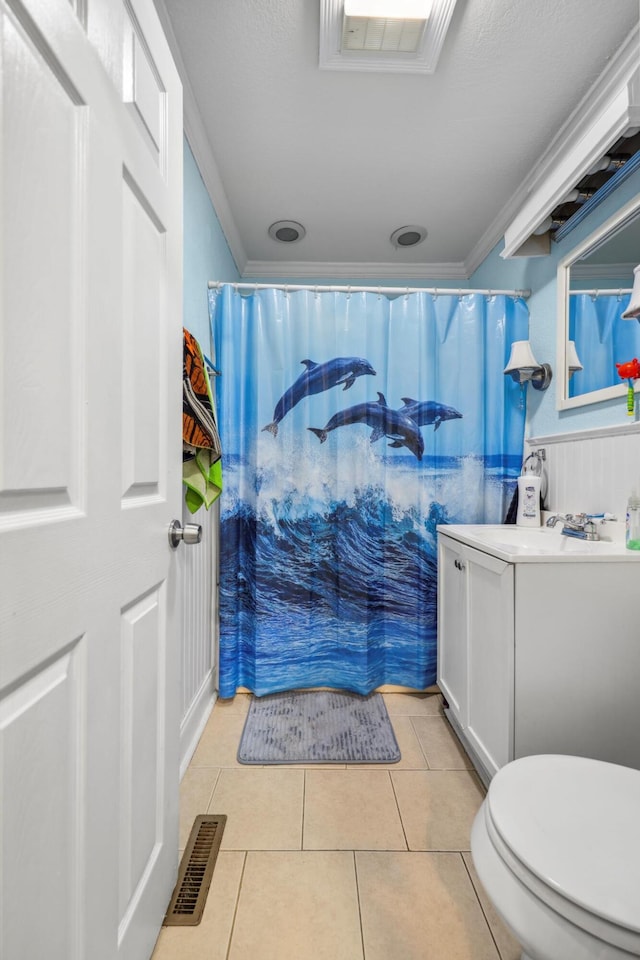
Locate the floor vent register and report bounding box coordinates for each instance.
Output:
[163,814,227,926]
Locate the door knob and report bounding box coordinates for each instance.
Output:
[168,519,203,548]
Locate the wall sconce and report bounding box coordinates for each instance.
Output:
[567,340,583,380]
[504,340,553,390]
[621,264,640,320]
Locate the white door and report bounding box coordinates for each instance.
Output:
[0,1,183,958]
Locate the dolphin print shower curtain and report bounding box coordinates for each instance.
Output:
[210,286,527,698]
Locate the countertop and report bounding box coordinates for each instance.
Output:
[436,523,640,563]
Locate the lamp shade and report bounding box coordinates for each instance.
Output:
[504,340,540,376]
[621,264,640,319]
[567,340,583,372]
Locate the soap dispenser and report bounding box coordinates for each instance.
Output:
[516,451,542,527]
[516,474,541,526]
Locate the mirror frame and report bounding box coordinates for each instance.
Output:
[556,191,640,410]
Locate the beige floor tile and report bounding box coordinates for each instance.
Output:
[358,715,428,770]
[356,851,500,960]
[190,711,249,767]
[150,851,245,960]
[228,851,363,960]
[211,767,304,850]
[304,769,406,850]
[462,853,522,960]
[392,770,485,851]
[411,716,474,769]
[178,766,221,850]
[383,692,444,716]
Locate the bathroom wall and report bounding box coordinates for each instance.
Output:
[180,137,239,772]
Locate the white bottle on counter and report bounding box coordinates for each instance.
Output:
[516,474,541,527]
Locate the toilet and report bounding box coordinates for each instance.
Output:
[470,754,640,960]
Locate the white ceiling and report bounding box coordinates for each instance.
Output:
[159,0,640,279]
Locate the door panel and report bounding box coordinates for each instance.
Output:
[121,172,165,501]
[0,641,85,959]
[1,9,85,519]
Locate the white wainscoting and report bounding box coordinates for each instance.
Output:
[527,421,640,520]
[179,498,219,776]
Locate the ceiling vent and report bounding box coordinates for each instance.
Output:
[320,0,459,75]
[390,225,427,247]
[268,221,306,243]
[342,16,426,54]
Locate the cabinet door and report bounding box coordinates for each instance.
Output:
[466,553,514,778]
[437,537,468,727]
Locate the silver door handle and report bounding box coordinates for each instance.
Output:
[168,519,203,548]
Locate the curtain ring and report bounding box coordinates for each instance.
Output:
[346,286,351,300]
[377,287,382,300]
[404,287,410,301]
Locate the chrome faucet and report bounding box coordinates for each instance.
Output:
[545,513,600,541]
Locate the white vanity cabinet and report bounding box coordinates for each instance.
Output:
[437,526,640,786]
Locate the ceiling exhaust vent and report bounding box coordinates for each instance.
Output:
[320,0,459,75]
[342,16,426,54]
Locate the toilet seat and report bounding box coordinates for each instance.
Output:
[485,755,640,954]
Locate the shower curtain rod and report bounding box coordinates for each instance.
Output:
[208,281,531,298]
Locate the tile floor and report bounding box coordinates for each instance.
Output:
[151,692,522,960]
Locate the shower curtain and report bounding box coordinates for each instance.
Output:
[210,286,527,698]
[569,292,637,396]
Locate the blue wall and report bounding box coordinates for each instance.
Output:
[183,138,239,354]
[471,166,640,438]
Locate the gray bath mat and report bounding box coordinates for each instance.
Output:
[237,690,401,764]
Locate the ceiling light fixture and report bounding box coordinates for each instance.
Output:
[268,221,306,243]
[390,225,427,248]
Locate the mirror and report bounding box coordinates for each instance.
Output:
[557,192,640,409]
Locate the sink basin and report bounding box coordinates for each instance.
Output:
[437,524,637,562]
[474,527,556,548]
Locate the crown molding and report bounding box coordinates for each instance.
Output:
[571,261,636,281]
[242,259,469,280]
[501,27,640,258]
[152,0,247,274]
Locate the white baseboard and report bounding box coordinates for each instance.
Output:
[179,670,217,779]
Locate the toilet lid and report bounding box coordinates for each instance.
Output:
[487,755,640,934]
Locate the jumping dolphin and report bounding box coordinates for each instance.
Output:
[262,357,376,437]
[398,398,463,432]
[307,392,424,461]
